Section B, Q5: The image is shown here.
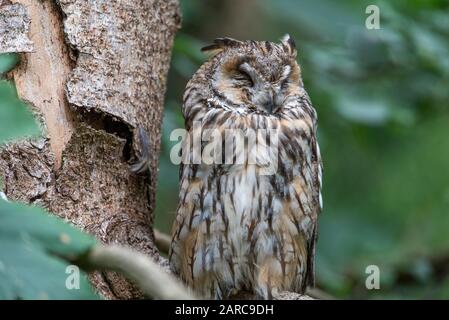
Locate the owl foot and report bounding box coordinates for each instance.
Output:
[129,126,151,175]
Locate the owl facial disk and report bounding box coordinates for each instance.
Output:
[212,48,301,114]
[239,63,292,114]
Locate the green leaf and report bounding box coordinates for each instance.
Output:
[0,200,99,299]
[0,54,20,75]
[0,80,40,144]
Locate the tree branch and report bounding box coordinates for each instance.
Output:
[154,229,171,255]
[82,245,195,300]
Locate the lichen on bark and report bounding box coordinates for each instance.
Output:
[0,1,34,53]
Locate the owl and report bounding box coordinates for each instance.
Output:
[168,35,323,299]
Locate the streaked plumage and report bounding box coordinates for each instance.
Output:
[169,35,323,299]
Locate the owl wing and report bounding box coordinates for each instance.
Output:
[302,94,323,288]
[285,94,323,290]
[305,132,323,288]
[170,85,208,280]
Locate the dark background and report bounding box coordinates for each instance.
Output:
[154,0,449,299]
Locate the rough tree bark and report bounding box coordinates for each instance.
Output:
[0,0,181,299]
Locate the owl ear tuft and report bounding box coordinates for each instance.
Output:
[280,34,297,57]
[201,37,242,56]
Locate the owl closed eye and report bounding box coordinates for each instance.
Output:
[202,35,303,115]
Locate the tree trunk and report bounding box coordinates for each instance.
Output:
[0,0,181,299]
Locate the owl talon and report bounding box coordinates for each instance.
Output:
[129,126,151,175]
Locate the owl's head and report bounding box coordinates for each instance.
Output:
[201,35,302,115]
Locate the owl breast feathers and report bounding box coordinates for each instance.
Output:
[169,35,323,299]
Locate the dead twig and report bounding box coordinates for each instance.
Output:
[83,245,195,300]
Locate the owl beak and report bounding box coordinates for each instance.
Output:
[262,91,275,114]
[264,98,274,114]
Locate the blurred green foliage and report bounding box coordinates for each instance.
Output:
[0,200,98,299]
[155,0,449,299]
[0,54,40,144]
[0,54,20,75]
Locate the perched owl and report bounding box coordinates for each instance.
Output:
[169,35,323,299]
